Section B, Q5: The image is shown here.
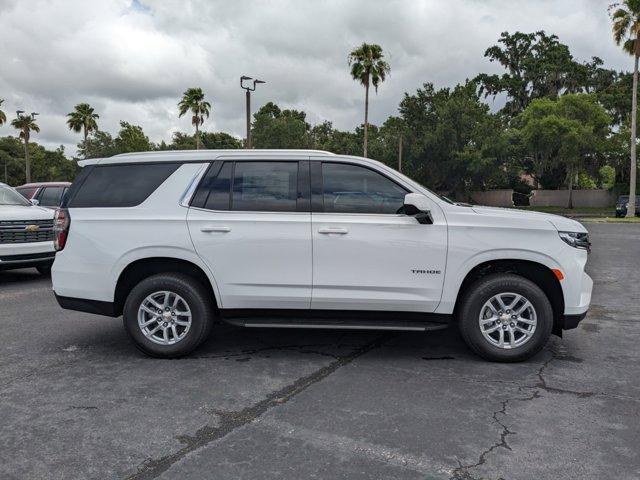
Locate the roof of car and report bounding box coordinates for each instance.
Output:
[78,149,339,167]
[17,181,72,188]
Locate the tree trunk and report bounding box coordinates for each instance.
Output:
[195,122,201,150]
[83,126,88,158]
[567,166,574,209]
[628,41,639,217]
[363,81,369,158]
[24,135,30,184]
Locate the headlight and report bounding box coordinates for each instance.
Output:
[559,231,590,251]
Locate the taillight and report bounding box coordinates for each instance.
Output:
[53,208,70,251]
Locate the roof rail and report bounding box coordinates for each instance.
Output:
[111,149,335,158]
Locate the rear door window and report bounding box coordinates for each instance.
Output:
[68,163,180,208]
[38,187,64,206]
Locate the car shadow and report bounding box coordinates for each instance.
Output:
[0,268,49,285]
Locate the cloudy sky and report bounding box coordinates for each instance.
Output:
[0,0,633,156]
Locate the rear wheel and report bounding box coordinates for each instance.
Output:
[36,262,52,275]
[123,273,214,358]
[457,273,553,362]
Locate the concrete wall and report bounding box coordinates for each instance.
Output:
[469,189,514,207]
[530,189,616,208]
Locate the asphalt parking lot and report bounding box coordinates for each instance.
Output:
[1,222,639,480]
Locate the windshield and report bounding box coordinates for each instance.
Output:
[0,185,31,206]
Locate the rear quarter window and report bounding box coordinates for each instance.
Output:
[68,163,180,208]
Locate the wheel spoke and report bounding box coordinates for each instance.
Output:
[508,328,516,347]
[484,324,500,334]
[480,315,498,325]
[514,301,532,315]
[174,310,190,317]
[141,317,157,327]
[174,319,189,326]
[516,317,536,325]
[495,295,508,311]
[162,327,169,342]
[171,325,179,341]
[147,324,161,335]
[140,304,157,316]
[498,328,505,347]
[162,292,171,308]
[148,297,163,310]
[507,294,522,310]
[515,326,531,335]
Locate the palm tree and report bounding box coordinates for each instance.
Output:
[348,43,391,158]
[11,113,40,183]
[178,88,211,149]
[66,103,99,146]
[611,1,640,217]
[0,99,6,126]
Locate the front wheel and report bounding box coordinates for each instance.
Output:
[457,273,553,362]
[123,273,214,358]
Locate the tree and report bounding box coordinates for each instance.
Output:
[159,131,242,150]
[398,82,516,196]
[348,43,390,157]
[475,31,608,116]
[516,94,610,207]
[66,103,99,152]
[114,121,153,153]
[178,88,211,150]
[611,1,640,217]
[251,102,310,149]
[0,99,6,126]
[10,113,40,183]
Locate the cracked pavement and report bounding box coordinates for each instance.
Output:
[1,222,639,480]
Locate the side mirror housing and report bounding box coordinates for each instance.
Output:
[30,199,40,206]
[404,193,433,224]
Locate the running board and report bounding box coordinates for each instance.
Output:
[221,316,449,332]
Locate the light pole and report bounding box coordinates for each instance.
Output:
[240,76,265,149]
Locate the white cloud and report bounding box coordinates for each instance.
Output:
[0,0,633,156]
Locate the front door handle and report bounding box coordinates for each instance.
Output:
[318,227,348,235]
[201,226,231,233]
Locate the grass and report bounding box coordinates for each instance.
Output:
[515,206,612,216]
[579,216,640,223]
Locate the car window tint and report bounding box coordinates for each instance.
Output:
[202,162,232,210]
[321,163,407,214]
[232,162,298,212]
[16,188,37,199]
[68,163,180,208]
[39,187,64,206]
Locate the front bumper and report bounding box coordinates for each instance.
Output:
[0,242,56,270]
[562,312,587,330]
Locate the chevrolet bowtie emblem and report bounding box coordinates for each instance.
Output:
[25,225,40,232]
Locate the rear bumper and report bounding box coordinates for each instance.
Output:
[54,293,117,317]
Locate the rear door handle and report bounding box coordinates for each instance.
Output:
[318,227,348,235]
[200,226,231,233]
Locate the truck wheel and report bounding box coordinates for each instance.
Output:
[36,263,52,275]
[123,273,214,358]
[457,273,553,362]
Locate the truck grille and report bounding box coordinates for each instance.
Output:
[0,219,54,244]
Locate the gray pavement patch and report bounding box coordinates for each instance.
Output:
[125,334,392,480]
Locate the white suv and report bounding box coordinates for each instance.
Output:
[0,182,56,274]
[52,150,592,362]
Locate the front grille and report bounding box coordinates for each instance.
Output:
[0,219,54,244]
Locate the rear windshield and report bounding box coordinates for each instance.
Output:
[68,163,180,208]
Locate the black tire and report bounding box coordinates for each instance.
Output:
[123,273,214,358]
[457,273,553,362]
[36,263,52,275]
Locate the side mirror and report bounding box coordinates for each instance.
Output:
[30,199,40,206]
[404,193,433,224]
